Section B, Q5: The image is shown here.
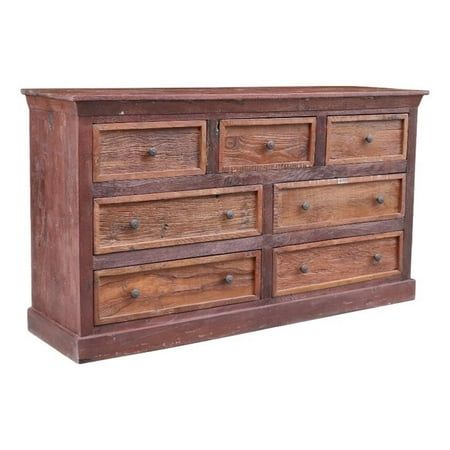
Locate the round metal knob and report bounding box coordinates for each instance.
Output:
[129,218,140,229]
[225,210,235,219]
[373,254,383,263]
[147,147,157,156]
[225,274,234,284]
[375,195,385,205]
[266,140,276,151]
[301,201,310,211]
[365,135,374,143]
[130,288,141,299]
[299,264,309,274]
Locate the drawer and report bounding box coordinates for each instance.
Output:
[273,232,403,296]
[219,117,316,172]
[95,251,261,324]
[94,185,263,254]
[93,120,207,181]
[326,114,408,164]
[273,174,405,233]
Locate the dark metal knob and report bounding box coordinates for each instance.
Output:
[147,147,157,156]
[129,218,140,229]
[225,210,235,219]
[365,135,374,143]
[266,140,276,151]
[301,201,310,211]
[225,274,234,284]
[373,254,382,263]
[130,288,141,299]
[299,264,309,274]
[375,195,385,205]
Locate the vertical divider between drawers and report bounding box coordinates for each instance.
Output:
[262,184,274,299]
[314,113,327,166]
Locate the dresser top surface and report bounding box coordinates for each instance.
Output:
[21,86,428,102]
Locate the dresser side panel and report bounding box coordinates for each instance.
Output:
[29,103,81,333]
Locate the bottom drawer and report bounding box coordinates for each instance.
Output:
[273,232,403,296]
[95,251,261,325]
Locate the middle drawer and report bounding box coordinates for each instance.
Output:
[94,185,263,254]
[273,174,405,233]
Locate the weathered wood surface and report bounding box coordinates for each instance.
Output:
[95,251,261,324]
[273,232,403,296]
[274,174,405,233]
[219,117,315,172]
[29,106,81,333]
[93,120,206,182]
[94,185,263,254]
[326,114,408,164]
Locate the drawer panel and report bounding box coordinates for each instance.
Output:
[93,120,207,182]
[94,185,263,254]
[95,251,261,324]
[326,114,408,164]
[273,174,405,233]
[274,232,403,296]
[219,117,316,172]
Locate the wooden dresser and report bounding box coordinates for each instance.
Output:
[22,87,428,362]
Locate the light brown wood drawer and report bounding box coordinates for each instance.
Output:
[93,120,207,181]
[326,114,408,164]
[94,185,263,254]
[273,232,403,296]
[219,117,316,172]
[273,174,405,233]
[95,251,261,324]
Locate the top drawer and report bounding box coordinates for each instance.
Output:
[93,120,207,182]
[219,117,316,172]
[326,114,408,164]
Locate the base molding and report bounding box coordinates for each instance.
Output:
[28,278,416,363]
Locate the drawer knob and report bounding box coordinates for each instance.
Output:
[375,195,385,205]
[299,264,309,274]
[266,140,276,151]
[225,210,235,219]
[130,288,141,299]
[301,201,310,211]
[129,218,140,229]
[365,135,374,143]
[225,274,234,284]
[373,253,383,263]
[147,147,157,157]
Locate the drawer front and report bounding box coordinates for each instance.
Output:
[94,185,263,254]
[274,232,403,296]
[326,114,408,164]
[95,251,261,324]
[93,120,207,181]
[273,174,405,233]
[219,117,316,172]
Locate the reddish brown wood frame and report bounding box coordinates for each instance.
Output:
[23,86,428,362]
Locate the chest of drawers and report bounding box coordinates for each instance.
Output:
[23,86,427,362]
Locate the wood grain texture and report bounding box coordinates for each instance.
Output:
[273,232,403,296]
[273,174,406,233]
[95,251,261,324]
[326,114,408,164]
[94,185,263,254]
[28,104,81,333]
[219,117,316,172]
[93,120,206,181]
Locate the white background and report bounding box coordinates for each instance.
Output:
[1,1,448,449]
